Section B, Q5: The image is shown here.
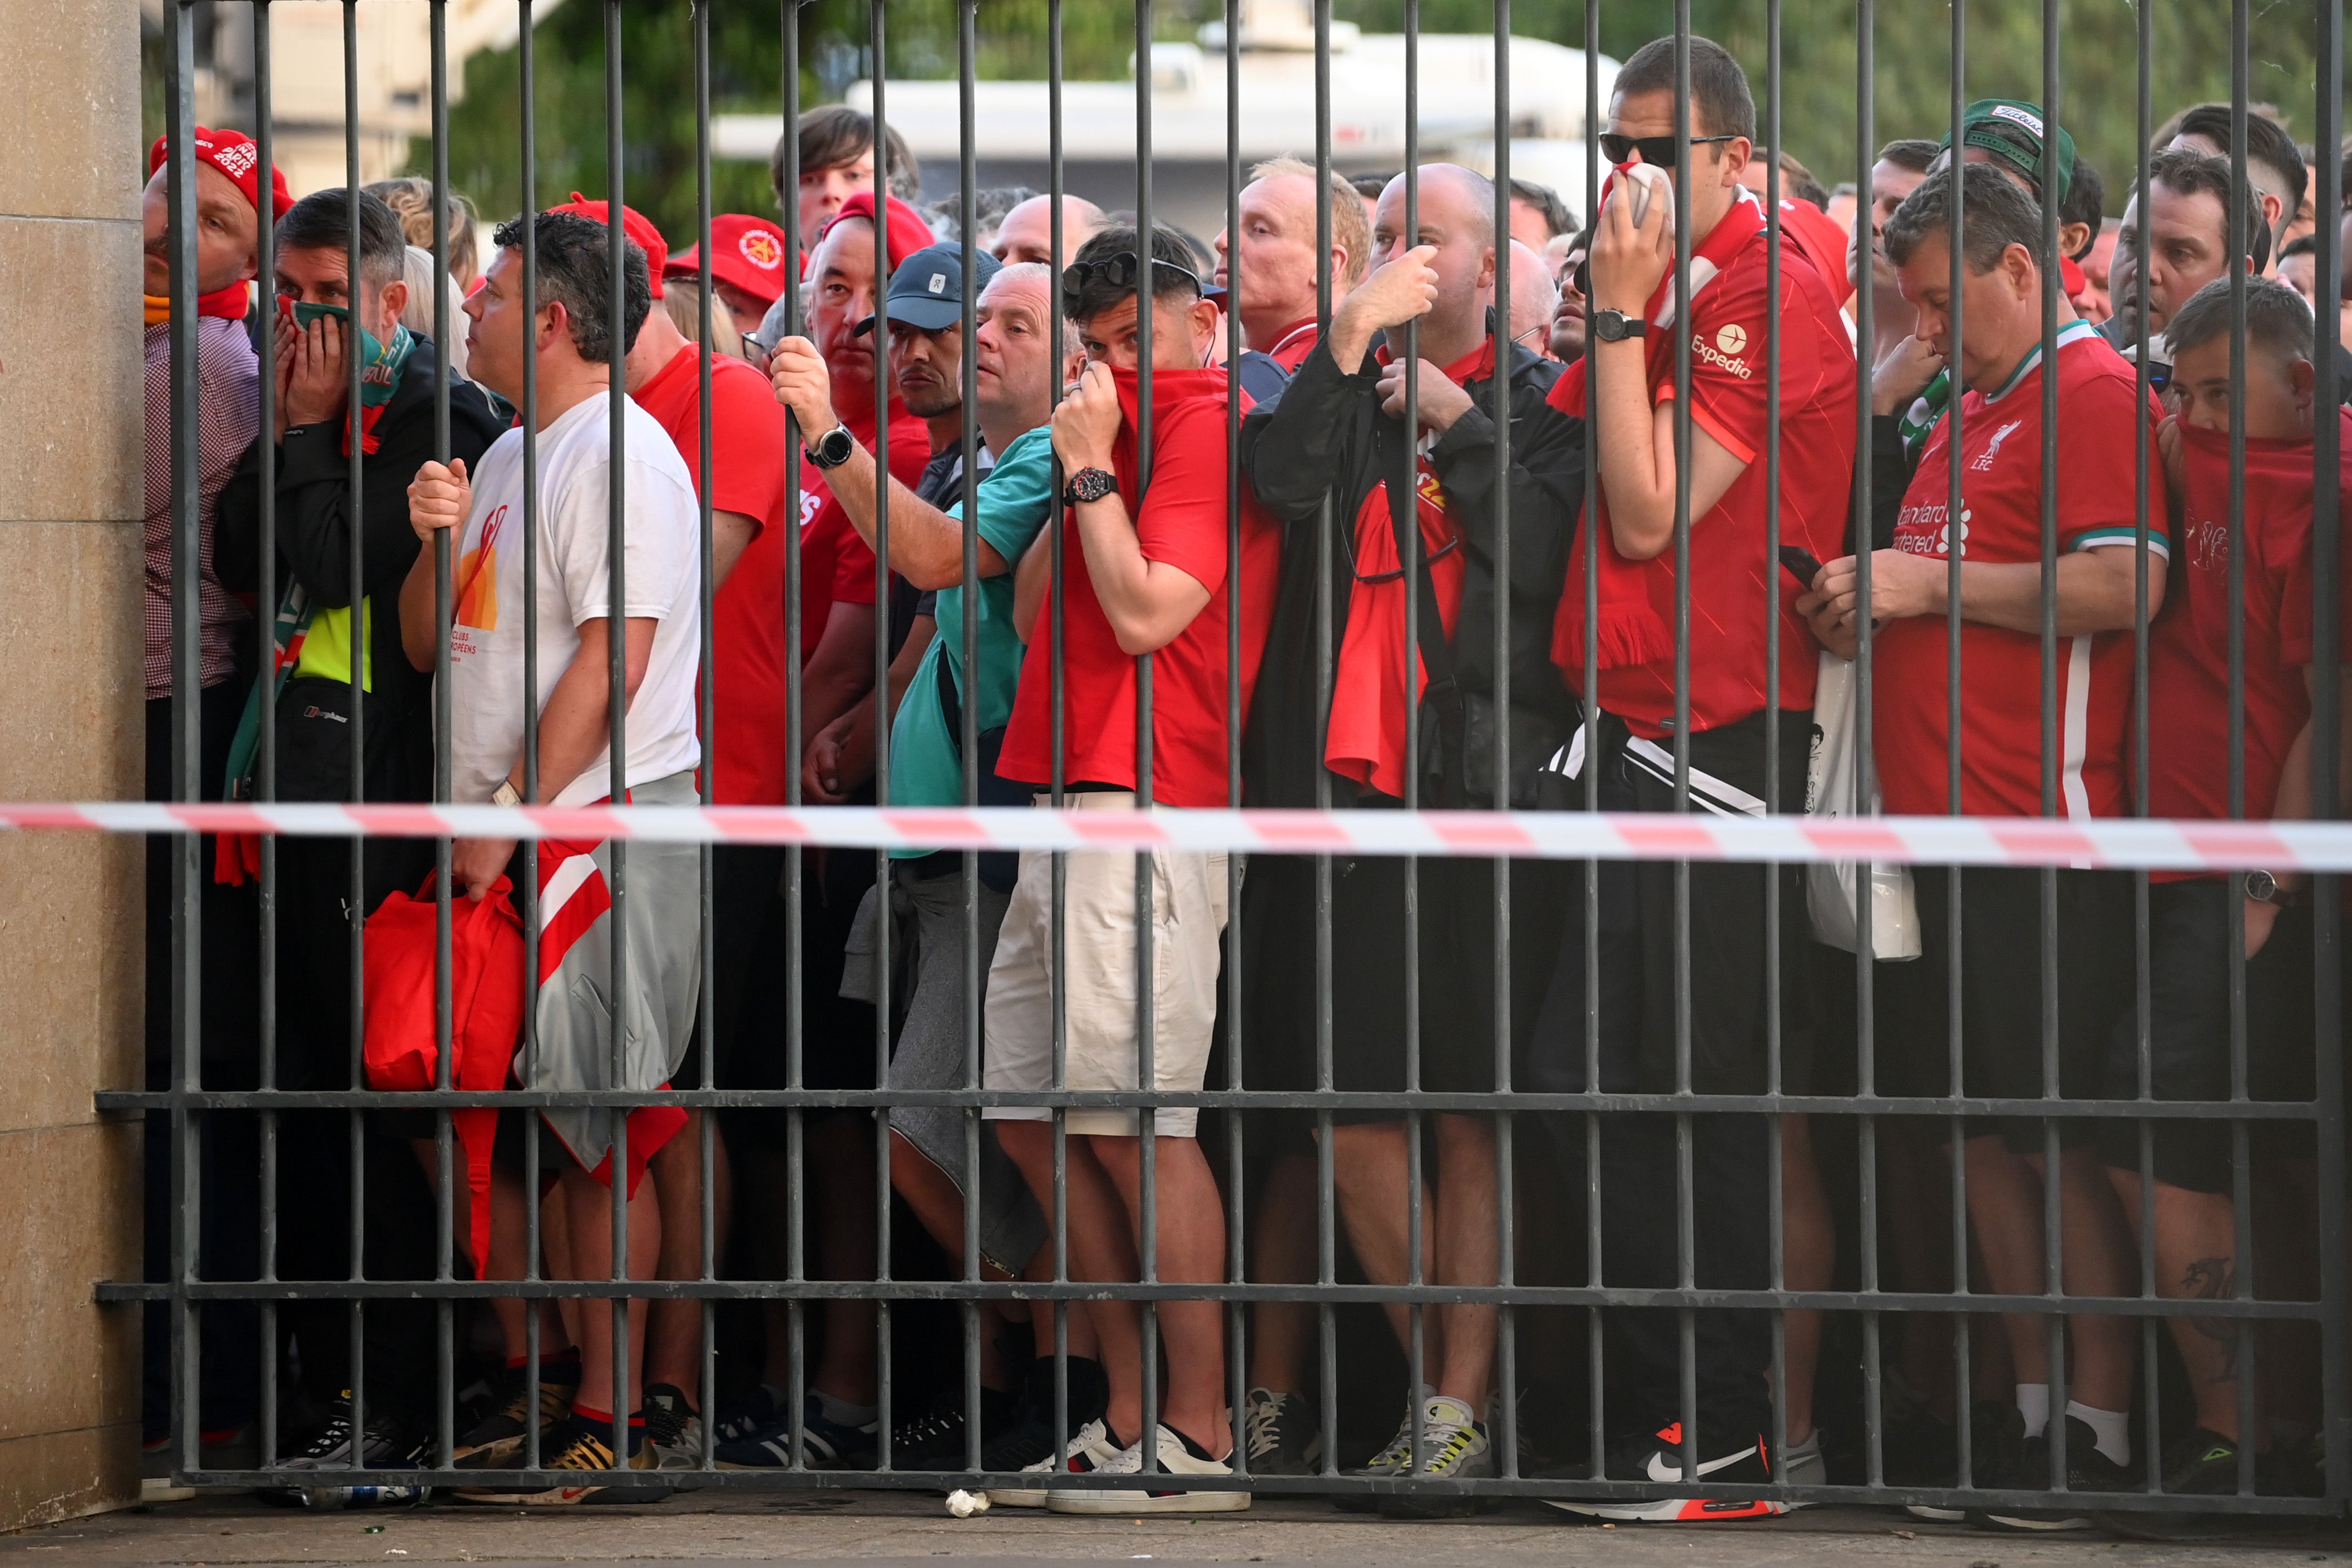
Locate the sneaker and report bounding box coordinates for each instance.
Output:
[452,1416,665,1505]
[711,1384,783,1446]
[1775,1428,1825,1509]
[259,1396,427,1507]
[986,1416,1125,1508]
[2090,1428,2260,1538]
[1968,1416,2137,1531]
[1333,1390,1434,1513]
[1242,1388,1323,1476]
[1046,1422,1252,1514]
[850,1386,1017,1473]
[1541,1419,1783,1522]
[713,1391,877,1471]
[1375,1398,1493,1520]
[1900,1400,2023,1522]
[453,1360,580,1466]
[641,1384,707,1472]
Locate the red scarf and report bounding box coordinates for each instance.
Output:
[1324,339,1489,797]
[1553,192,1766,675]
[144,285,251,325]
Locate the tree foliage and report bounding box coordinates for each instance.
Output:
[420,0,2338,241]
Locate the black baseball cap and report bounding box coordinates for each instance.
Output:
[856,240,1001,335]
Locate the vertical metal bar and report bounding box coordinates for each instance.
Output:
[780,0,809,1477]
[1133,0,1160,1477]
[1944,0,1973,1492]
[1765,0,1788,1495]
[429,0,458,1472]
[2225,0,2258,1495]
[2128,0,2160,1486]
[517,0,545,1474]
[340,0,368,1452]
[1311,0,1340,1480]
[1580,0,1603,1482]
[1852,0,1882,1498]
[1400,0,1426,1477]
[693,0,720,1469]
[1046,0,1070,1484]
[2315,0,2350,1507]
[1669,0,1698,1483]
[957,0,984,1476]
[867,0,895,1470]
[250,0,280,1472]
[2037,0,2068,1490]
[1219,0,1248,1475]
[1489,0,1519,1485]
[164,0,200,1475]
[601,0,631,1463]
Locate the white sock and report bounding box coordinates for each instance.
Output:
[816,1390,878,1427]
[2067,1400,2131,1467]
[2016,1382,2050,1440]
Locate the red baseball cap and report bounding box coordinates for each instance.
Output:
[819,190,935,271]
[666,214,797,310]
[2059,254,2089,299]
[550,194,670,297]
[147,126,293,221]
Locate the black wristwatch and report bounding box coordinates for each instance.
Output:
[1592,308,1648,344]
[2245,869,2294,905]
[1063,466,1118,506]
[805,423,856,469]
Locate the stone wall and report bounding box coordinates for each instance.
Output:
[0,0,149,1535]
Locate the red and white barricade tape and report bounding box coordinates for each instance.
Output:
[3,800,2350,872]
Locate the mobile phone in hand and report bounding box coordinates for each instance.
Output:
[1777,545,1826,588]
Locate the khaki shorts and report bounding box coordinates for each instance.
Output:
[982,792,1229,1138]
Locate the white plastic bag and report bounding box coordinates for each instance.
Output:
[1804,651,1921,961]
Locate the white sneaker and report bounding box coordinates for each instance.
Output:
[1776,1429,1824,1509]
[985,1417,1123,1508]
[1046,1423,1252,1513]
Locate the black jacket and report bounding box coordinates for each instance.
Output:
[216,335,504,800]
[1238,328,1585,809]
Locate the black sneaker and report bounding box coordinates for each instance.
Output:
[2089,1427,2265,1540]
[1969,1416,2137,1531]
[1899,1399,2023,1522]
[453,1359,580,1466]
[260,1395,428,1507]
[849,1386,1017,1473]
[1241,1388,1323,1476]
[641,1383,708,1472]
[976,1356,1111,1490]
[1541,1419,1785,1522]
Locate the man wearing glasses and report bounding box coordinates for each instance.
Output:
[1531,34,1856,1520]
[1236,162,1583,1503]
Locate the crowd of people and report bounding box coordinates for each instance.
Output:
[139,42,2352,1529]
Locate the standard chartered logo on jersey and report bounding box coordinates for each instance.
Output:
[1895,499,1971,558]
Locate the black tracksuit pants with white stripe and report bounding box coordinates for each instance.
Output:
[1529,706,1816,1450]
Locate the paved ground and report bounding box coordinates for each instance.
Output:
[6,1491,2351,1567]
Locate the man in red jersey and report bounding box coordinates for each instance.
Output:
[1806,162,2165,1522]
[2097,276,2350,1504]
[554,196,782,1470]
[1531,36,1855,1521]
[1237,163,1584,1497]
[1211,156,1370,369]
[982,222,1279,1513]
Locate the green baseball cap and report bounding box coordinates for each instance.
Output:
[1941,98,2076,208]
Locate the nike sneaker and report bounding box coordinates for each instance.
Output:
[1542,1419,1785,1522]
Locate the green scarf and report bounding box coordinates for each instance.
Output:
[282,299,415,455]
[1897,367,1950,459]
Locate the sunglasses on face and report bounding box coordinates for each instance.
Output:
[1599,132,1735,167]
[1058,252,1204,319]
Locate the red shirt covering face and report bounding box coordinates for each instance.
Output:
[632,344,797,804]
[1873,321,2169,819]
[2143,412,2352,869]
[810,397,934,612]
[1325,339,1483,798]
[1549,194,1859,739]
[996,365,1283,807]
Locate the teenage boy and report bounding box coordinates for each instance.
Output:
[1237,164,1583,1498]
[1531,36,1855,1520]
[2099,276,2351,1503]
[404,210,703,1502]
[137,122,285,1454]
[213,187,503,1477]
[1212,157,1371,368]
[983,222,1280,1512]
[1805,164,2166,1526]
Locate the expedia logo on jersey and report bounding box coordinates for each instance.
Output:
[1691,322,1754,379]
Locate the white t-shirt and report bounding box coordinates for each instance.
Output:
[447,390,703,807]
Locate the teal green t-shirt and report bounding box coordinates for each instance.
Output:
[887,423,1056,852]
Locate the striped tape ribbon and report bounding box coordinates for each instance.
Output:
[4,800,2350,871]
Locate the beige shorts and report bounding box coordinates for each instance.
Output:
[982,792,1230,1138]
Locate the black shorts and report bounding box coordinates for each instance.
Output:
[1879,863,2134,1151]
[1241,809,1573,1123]
[2095,877,2316,1191]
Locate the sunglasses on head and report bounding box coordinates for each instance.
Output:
[1059,252,1204,319]
[1599,132,1735,167]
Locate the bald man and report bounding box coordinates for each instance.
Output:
[1212,156,1370,369]
[1237,162,1584,1499]
[1506,239,1559,354]
[990,192,1105,266]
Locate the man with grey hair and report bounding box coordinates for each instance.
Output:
[1806,162,2162,1526]
[1213,155,1372,367]
[404,210,704,1501]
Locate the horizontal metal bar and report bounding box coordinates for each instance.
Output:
[95,1087,2329,1120]
[22,799,2352,874]
[95,1278,2331,1319]
[156,1463,2344,1515]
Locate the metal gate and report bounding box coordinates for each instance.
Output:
[101,0,2350,1517]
